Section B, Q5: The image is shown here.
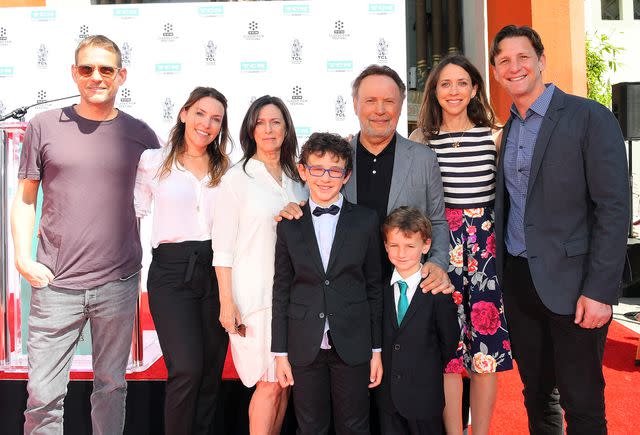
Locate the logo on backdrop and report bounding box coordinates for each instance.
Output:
[0,27,10,46]
[240,61,267,73]
[198,5,224,18]
[287,86,307,106]
[295,126,311,141]
[155,63,182,75]
[113,7,139,19]
[330,20,350,40]
[335,96,346,121]
[283,4,310,16]
[37,44,48,69]
[290,39,303,64]
[77,25,89,42]
[121,42,132,67]
[326,60,353,73]
[368,3,395,15]
[36,90,47,104]
[376,38,389,63]
[160,23,178,42]
[163,98,174,122]
[31,10,56,22]
[119,88,134,108]
[35,90,53,110]
[244,21,264,40]
[205,41,217,65]
[0,66,14,78]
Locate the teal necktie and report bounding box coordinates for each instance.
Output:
[397,280,409,325]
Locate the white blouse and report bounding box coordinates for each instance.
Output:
[212,158,308,318]
[134,147,216,249]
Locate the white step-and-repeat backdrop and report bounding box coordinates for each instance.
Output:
[0,0,407,156]
[0,0,406,371]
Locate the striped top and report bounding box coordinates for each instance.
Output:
[427,126,496,209]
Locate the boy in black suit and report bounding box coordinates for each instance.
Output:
[378,207,459,434]
[271,132,383,435]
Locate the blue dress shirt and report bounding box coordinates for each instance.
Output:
[503,84,555,257]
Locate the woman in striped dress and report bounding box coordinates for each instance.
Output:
[409,54,513,435]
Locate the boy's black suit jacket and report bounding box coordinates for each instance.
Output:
[271,200,382,367]
[377,282,459,420]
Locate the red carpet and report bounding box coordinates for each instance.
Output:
[490,321,640,434]
[2,316,638,433]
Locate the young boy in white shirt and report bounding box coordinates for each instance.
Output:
[271,132,383,434]
[377,206,459,434]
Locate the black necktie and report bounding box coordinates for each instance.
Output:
[312,204,340,217]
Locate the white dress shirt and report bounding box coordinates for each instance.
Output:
[278,194,380,354]
[308,195,344,350]
[390,265,423,314]
[134,147,215,249]
[212,158,307,386]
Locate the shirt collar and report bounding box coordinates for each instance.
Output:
[390,264,422,290]
[308,193,344,212]
[357,132,397,158]
[510,83,556,120]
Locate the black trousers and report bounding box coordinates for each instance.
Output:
[502,255,609,435]
[291,346,370,435]
[379,408,442,435]
[148,241,229,435]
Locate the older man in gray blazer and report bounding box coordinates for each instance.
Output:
[280,65,452,294]
[344,65,450,288]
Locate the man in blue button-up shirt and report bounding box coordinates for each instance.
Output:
[491,25,629,435]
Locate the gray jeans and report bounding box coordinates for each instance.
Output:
[24,274,139,435]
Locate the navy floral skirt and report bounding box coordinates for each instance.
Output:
[444,207,513,374]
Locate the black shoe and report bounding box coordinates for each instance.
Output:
[623,311,640,322]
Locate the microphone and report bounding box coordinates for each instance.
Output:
[0,94,80,122]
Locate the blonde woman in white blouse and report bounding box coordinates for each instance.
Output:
[135,87,231,435]
[213,96,306,435]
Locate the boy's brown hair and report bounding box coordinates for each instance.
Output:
[381,206,432,242]
[299,132,353,174]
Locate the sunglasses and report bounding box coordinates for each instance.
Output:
[305,165,347,179]
[75,64,121,79]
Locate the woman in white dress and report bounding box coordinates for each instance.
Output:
[135,87,231,435]
[212,95,306,434]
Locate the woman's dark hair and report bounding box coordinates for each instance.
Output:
[417,54,496,140]
[239,95,301,182]
[160,86,231,187]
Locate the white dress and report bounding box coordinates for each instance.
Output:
[212,158,307,387]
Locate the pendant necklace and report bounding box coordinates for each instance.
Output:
[447,122,473,148]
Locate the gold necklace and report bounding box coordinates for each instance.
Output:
[444,122,473,148]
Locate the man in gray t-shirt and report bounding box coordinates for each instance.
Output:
[11,35,159,434]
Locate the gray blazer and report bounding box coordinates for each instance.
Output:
[495,87,629,314]
[345,133,448,270]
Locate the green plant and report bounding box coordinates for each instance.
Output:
[586,32,623,108]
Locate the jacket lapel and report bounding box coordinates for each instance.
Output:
[387,135,413,213]
[526,88,565,199]
[299,203,326,276]
[397,285,427,330]
[326,200,352,274]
